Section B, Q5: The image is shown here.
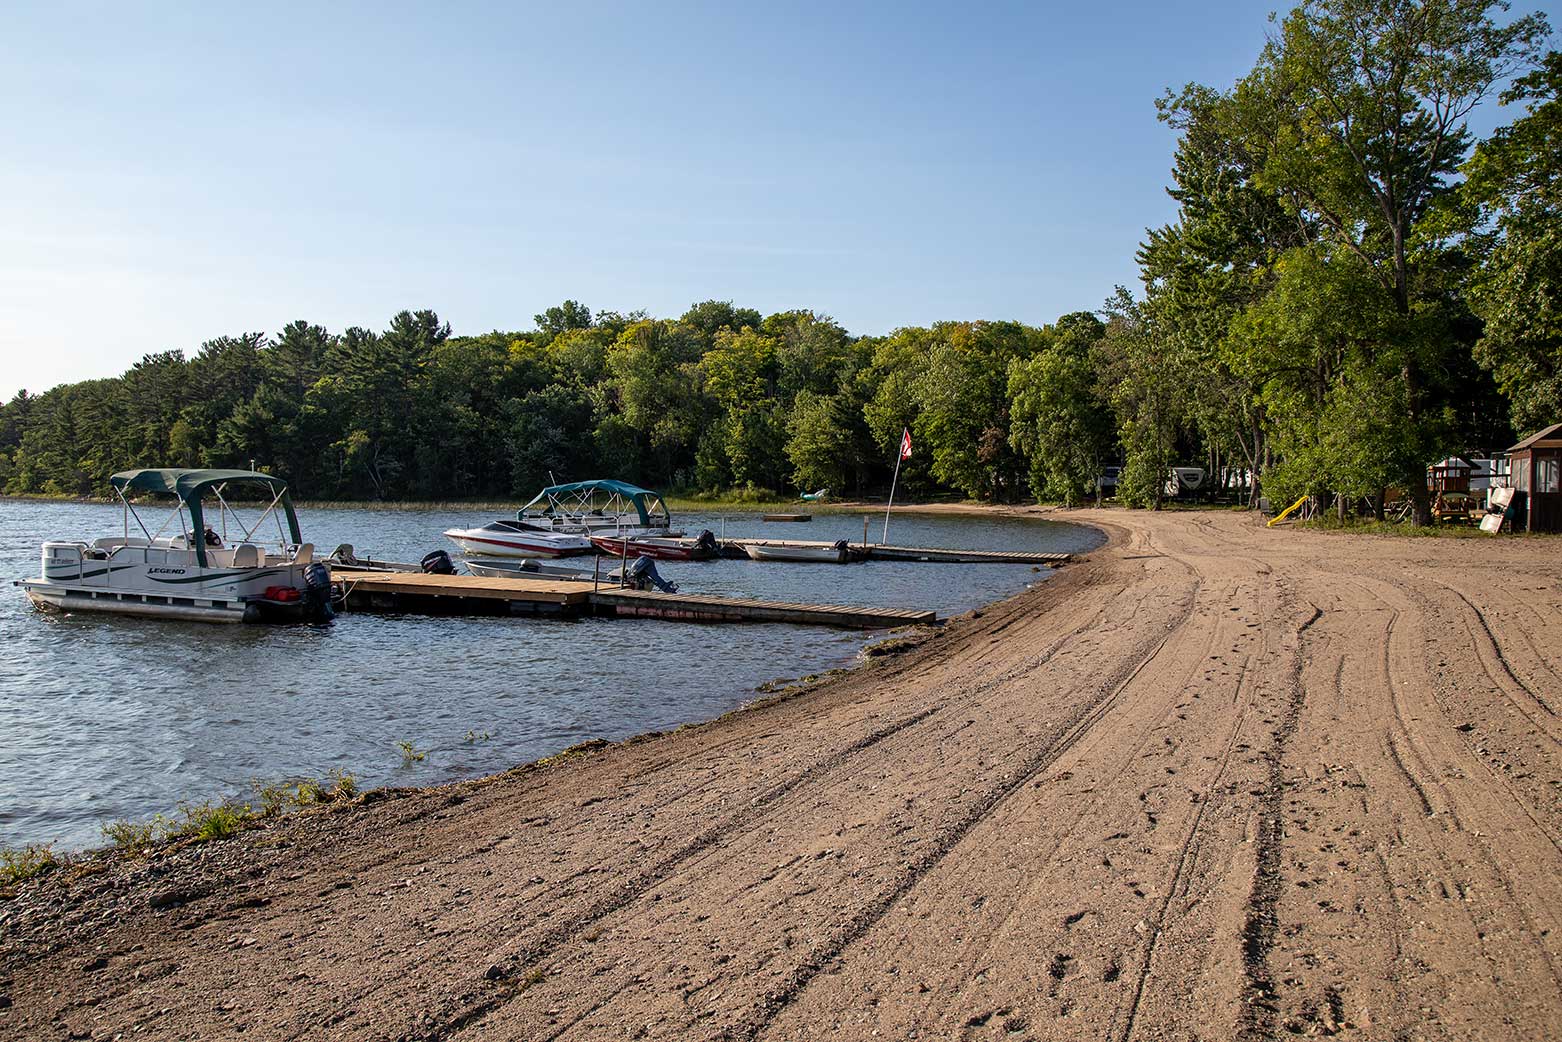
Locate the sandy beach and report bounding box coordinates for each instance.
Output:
[2,508,1559,1041]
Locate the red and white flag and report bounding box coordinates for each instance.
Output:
[899,428,912,460]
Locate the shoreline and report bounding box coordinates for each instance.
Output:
[1,503,1099,860]
[6,506,1105,862]
[3,509,1559,1040]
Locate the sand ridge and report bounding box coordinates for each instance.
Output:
[1,509,1559,1041]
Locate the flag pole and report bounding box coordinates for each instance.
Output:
[882,438,904,544]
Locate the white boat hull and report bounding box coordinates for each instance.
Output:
[443,529,594,558]
[742,543,849,563]
[21,540,329,625]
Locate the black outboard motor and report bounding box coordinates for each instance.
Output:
[833,539,851,562]
[693,529,719,557]
[302,561,335,622]
[421,549,456,575]
[624,556,678,593]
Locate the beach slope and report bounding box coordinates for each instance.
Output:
[2,509,1559,1041]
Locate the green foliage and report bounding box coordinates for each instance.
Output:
[396,740,427,763]
[1098,289,1182,509]
[169,799,251,843]
[1007,313,1114,505]
[0,843,60,886]
[99,769,360,853]
[1217,0,1548,521]
[1464,51,1562,435]
[6,17,1559,535]
[101,818,159,850]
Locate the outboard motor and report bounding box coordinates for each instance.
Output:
[421,549,456,575]
[693,529,719,557]
[624,556,678,593]
[302,561,335,622]
[833,539,851,562]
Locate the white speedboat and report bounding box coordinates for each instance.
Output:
[516,479,679,536]
[442,520,594,558]
[742,540,851,564]
[19,468,333,624]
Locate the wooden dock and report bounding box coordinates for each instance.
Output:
[332,571,591,616]
[720,539,1071,565]
[863,544,1071,564]
[588,589,934,629]
[330,570,935,629]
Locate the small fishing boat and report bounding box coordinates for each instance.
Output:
[588,530,719,561]
[464,555,677,592]
[463,557,596,580]
[19,468,333,624]
[517,479,678,537]
[441,520,594,558]
[742,540,851,564]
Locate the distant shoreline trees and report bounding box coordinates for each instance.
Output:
[3,2,1557,524]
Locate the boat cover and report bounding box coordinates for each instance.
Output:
[520,480,670,524]
[108,468,301,566]
[110,468,292,499]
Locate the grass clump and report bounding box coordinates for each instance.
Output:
[396,740,427,763]
[0,844,61,887]
[170,799,250,842]
[254,768,358,815]
[101,818,159,850]
[1297,517,1497,539]
[101,769,362,852]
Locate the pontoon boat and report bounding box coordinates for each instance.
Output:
[19,469,333,624]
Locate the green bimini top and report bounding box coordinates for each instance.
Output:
[519,479,669,525]
[108,469,300,566]
[109,468,292,500]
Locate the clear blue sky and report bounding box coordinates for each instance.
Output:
[0,1,1549,400]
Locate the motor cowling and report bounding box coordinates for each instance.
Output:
[624,556,678,593]
[302,561,335,622]
[694,529,719,554]
[421,550,456,575]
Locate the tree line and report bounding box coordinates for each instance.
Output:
[2,1,1558,523]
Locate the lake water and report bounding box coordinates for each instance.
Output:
[0,499,1101,851]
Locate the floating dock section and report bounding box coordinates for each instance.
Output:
[333,571,590,616]
[330,571,934,629]
[719,539,1071,565]
[589,588,934,628]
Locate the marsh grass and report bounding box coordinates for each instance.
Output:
[396,740,427,763]
[0,843,61,887]
[101,769,360,852]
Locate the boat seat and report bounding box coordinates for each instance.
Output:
[293,542,313,565]
[231,544,263,568]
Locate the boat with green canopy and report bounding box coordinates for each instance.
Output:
[516,479,675,535]
[444,479,678,559]
[18,468,333,624]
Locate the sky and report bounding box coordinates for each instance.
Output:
[0,1,1551,400]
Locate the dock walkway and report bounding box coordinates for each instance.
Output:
[589,588,934,628]
[720,539,1071,565]
[332,570,589,616]
[330,570,935,629]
